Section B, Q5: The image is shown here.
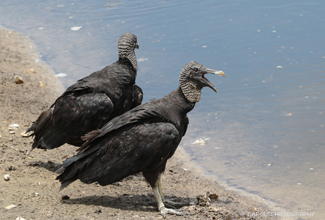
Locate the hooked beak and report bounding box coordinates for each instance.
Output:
[135,43,139,49]
[202,68,225,93]
[213,70,225,77]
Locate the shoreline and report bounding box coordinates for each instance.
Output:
[0,26,282,219]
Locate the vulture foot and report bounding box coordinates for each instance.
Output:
[159,206,191,218]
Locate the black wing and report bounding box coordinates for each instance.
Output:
[28,92,114,149]
[57,121,180,190]
[78,102,171,151]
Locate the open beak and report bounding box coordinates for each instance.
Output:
[213,70,225,77]
[202,68,225,93]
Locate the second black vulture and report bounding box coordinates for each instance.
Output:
[56,61,225,217]
[26,33,143,151]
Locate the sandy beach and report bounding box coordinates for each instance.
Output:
[0,26,282,219]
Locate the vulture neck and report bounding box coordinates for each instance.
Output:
[165,87,196,117]
[119,55,137,71]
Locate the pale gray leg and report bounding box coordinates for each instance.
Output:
[152,184,190,218]
[158,174,190,209]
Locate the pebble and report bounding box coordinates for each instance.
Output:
[16,217,26,220]
[5,204,17,210]
[196,194,210,206]
[209,194,219,199]
[61,195,70,200]
[4,174,10,181]
[14,76,23,84]
[9,124,19,131]
[112,182,122,186]
[27,68,35,73]
[39,81,46,87]
[21,132,29,137]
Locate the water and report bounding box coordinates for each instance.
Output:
[1,0,324,218]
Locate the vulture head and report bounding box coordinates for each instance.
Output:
[179,61,225,102]
[118,33,139,70]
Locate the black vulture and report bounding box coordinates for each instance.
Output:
[56,61,225,217]
[26,33,143,151]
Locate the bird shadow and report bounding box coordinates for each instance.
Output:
[28,160,63,173]
[61,194,193,213]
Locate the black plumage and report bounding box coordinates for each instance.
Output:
[56,61,225,217]
[26,33,142,150]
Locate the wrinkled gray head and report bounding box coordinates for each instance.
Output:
[118,33,139,70]
[179,61,225,102]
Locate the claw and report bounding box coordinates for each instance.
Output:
[159,206,191,218]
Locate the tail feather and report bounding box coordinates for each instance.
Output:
[59,179,77,191]
[28,108,68,150]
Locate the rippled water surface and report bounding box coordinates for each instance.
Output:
[1,0,324,218]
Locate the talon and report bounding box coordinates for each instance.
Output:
[159,206,191,217]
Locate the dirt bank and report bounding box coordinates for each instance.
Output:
[0,26,281,219]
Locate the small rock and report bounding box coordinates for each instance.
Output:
[4,174,10,181]
[112,182,122,186]
[21,132,29,137]
[5,165,16,171]
[27,68,36,73]
[39,81,46,87]
[94,209,102,214]
[9,124,19,131]
[14,76,23,84]
[16,217,26,220]
[5,204,17,210]
[61,195,70,200]
[209,194,219,199]
[196,194,210,207]
[34,193,39,197]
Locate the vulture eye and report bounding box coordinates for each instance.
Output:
[193,68,198,72]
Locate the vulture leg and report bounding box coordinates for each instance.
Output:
[152,184,190,218]
[158,174,190,209]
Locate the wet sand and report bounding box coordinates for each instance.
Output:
[0,26,283,219]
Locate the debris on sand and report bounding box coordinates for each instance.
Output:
[197,194,211,207]
[192,137,210,145]
[5,204,17,210]
[4,174,10,181]
[14,76,23,84]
